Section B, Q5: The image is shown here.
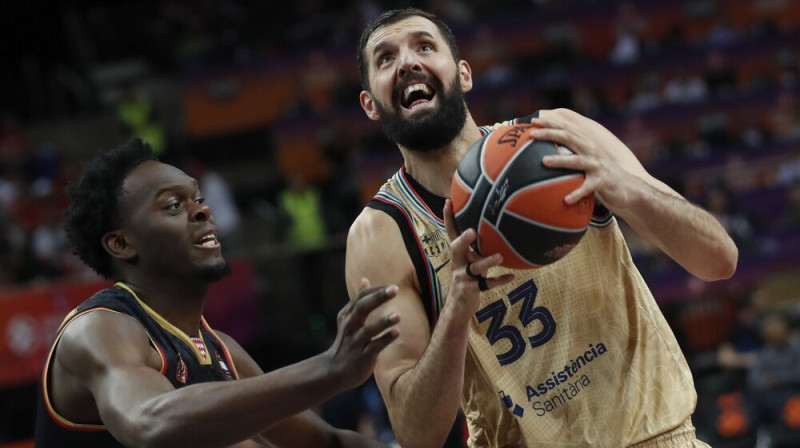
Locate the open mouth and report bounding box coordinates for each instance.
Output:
[194,233,220,249]
[400,82,436,110]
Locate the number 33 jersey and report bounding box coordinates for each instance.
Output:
[368,168,697,448]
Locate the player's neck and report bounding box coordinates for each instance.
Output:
[121,276,209,336]
[400,116,482,198]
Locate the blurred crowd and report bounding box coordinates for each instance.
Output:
[2,0,800,446]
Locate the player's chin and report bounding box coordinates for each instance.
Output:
[195,259,232,282]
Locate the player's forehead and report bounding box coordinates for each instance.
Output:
[122,161,195,205]
[365,15,443,55]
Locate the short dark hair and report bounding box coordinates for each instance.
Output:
[357,8,461,90]
[64,138,157,279]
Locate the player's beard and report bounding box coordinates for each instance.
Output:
[375,73,467,153]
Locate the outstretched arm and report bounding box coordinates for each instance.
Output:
[529,109,738,281]
[52,284,399,448]
[345,205,513,448]
[217,332,392,448]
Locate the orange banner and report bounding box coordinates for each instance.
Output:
[0,258,259,389]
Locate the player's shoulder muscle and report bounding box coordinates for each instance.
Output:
[346,207,415,298]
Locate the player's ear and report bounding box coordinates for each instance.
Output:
[102,230,137,261]
[360,90,380,121]
[458,60,473,93]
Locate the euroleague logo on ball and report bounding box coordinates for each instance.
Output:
[496,125,530,147]
[451,124,594,269]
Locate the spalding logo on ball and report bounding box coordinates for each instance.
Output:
[450,124,594,269]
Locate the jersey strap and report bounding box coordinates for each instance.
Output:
[368,183,445,327]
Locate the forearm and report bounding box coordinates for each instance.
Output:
[616,176,738,281]
[388,304,472,448]
[124,353,345,448]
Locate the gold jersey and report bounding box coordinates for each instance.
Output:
[368,167,697,448]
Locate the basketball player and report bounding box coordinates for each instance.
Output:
[345,8,739,448]
[35,138,398,447]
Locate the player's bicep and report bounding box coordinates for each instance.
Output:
[57,311,176,442]
[371,287,432,403]
[345,209,432,401]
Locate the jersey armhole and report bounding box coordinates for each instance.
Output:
[41,308,126,432]
[367,199,437,328]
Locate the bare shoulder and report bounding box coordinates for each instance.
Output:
[49,310,156,422]
[346,207,415,298]
[56,309,154,373]
[347,207,401,243]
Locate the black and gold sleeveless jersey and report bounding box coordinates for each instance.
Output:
[34,283,239,447]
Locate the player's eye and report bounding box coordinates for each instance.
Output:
[379,53,394,65]
[420,43,434,52]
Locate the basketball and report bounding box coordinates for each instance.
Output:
[450,123,595,269]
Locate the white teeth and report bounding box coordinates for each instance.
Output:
[197,234,217,246]
[403,83,430,102]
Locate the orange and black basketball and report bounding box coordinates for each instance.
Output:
[450,124,594,269]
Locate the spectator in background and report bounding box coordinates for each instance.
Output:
[747,313,800,426]
[658,123,711,161]
[703,50,738,98]
[628,72,662,112]
[663,69,709,104]
[621,116,661,166]
[464,24,513,88]
[278,174,329,320]
[772,91,800,142]
[0,164,22,217]
[775,44,799,88]
[279,174,327,251]
[739,112,771,148]
[777,147,800,186]
[707,13,742,48]
[780,179,800,229]
[705,185,757,252]
[117,87,167,156]
[609,1,645,65]
[28,191,70,282]
[718,289,770,371]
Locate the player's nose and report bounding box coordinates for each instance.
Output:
[397,49,422,77]
[191,201,212,222]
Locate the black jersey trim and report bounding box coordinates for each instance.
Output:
[366,198,437,328]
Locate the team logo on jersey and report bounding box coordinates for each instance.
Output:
[191,337,207,359]
[420,231,447,258]
[216,352,234,381]
[500,390,524,417]
[176,354,187,384]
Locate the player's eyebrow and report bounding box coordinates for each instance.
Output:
[153,179,199,200]
[372,30,436,60]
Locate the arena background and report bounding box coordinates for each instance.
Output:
[1,0,799,447]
